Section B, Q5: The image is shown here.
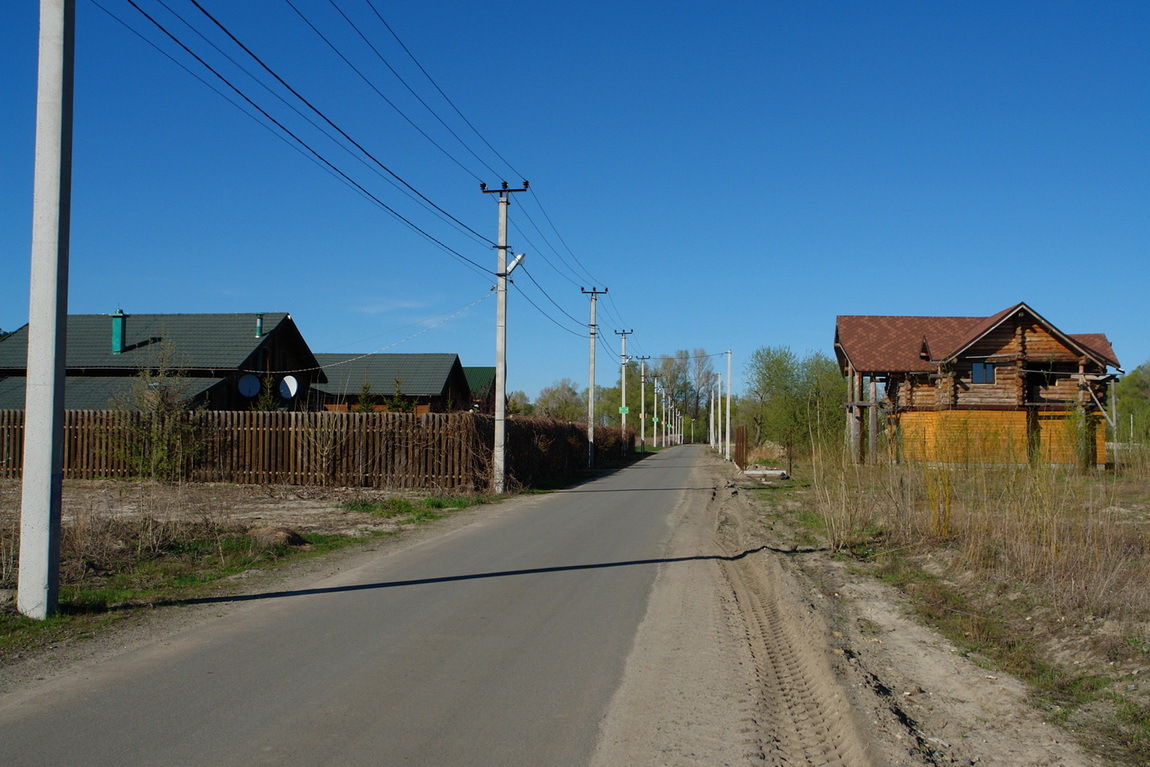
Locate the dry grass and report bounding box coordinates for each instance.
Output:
[813,446,1150,620]
[804,443,1150,764]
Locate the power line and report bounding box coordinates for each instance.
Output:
[324,0,504,182]
[518,266,586,328]
[510,281,587,338]
[283,0,490,184]
[358,2,612,300]
[122,0,492,277]
[187,0,495,247]
[150,0,491,251]
[365,0,524,182]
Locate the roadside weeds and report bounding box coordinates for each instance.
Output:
[739,457,1150,766]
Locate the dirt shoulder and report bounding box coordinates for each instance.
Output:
[595,452,1098,766]
[716,460,1104,767]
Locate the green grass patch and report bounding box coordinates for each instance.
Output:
[339,498,384,513]
[339,493,501,518]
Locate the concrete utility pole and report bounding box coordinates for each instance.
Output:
[709,385,714,446]
[636,356,650,453]
[708,372,717,450]
[481,181,528,494]
[615,329,632,457]
[650,374,662,448]
[662,390,669,447]
[725,349,733,461]
[582,288,607,469]
[20,0,75,620]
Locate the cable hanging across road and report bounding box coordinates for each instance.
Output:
[187,0,495,248]
[120,0,492,277]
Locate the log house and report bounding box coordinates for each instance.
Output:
[834,302,1120,467]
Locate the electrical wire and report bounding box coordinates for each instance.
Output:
[508,282,586,338]
[240,293,494,375]
[188,0,495,248]
[121,0,492,277]
[324,0,504,182]
[518,266,586,329]
[360,1,620,304]
[142,0,474,240]
[358,2,643,341]
[283,0,488,184]
[365,0,525,182]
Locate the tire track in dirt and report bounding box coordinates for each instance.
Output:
[714,480,884,767]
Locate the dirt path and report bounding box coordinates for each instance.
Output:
[594,453,1100,766]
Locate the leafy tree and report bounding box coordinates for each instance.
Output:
[656,351,692,410]
[110,341,203,481]
[744,346,844,453]
[507,390,534,416]
[1116,360,1150,442]
[688,349,717,442]
[535,378,584,421]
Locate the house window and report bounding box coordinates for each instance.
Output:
[971,362,996,384]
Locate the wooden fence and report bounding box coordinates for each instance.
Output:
[0,410,635,490]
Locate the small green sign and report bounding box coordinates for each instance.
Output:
[619,407,629,414]
[653,417,659,423]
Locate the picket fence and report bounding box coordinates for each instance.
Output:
[0,410,484,490]
[0,410,635,490]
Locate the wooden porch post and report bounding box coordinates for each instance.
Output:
[868,378,878,464]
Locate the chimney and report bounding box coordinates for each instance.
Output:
[255,313,264,338]
[111,309,126,354]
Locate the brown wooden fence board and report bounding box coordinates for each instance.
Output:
[0,410,631,490]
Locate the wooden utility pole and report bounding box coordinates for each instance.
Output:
[869,378,878,463]
[481,181,528,493]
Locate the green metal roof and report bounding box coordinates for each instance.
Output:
[463,366,496,396]
[0,375,222,410]
[311,353,463,397]
[0,313,294,372]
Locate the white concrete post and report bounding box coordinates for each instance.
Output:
[19,0,75,620]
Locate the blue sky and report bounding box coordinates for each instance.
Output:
[3,1,1147,399]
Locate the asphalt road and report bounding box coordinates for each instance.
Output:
[0,446,710,766]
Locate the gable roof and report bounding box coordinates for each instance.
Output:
[311,353,465,397]
[835,302,1119,375]
[463,366,496,397]
[0,375,224,411]
[0,313,310,373]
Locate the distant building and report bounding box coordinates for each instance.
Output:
[310,353,472,414]
[464,366,496,413]
[834,302,1120,466]
[0,312,319,410]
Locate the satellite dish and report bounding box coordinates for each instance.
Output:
[238,374,260,398]
[279,375,299,399]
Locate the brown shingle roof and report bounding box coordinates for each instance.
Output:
[1069,333,1120,368]
[834,315,985,374]
[835,303,1119,375]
